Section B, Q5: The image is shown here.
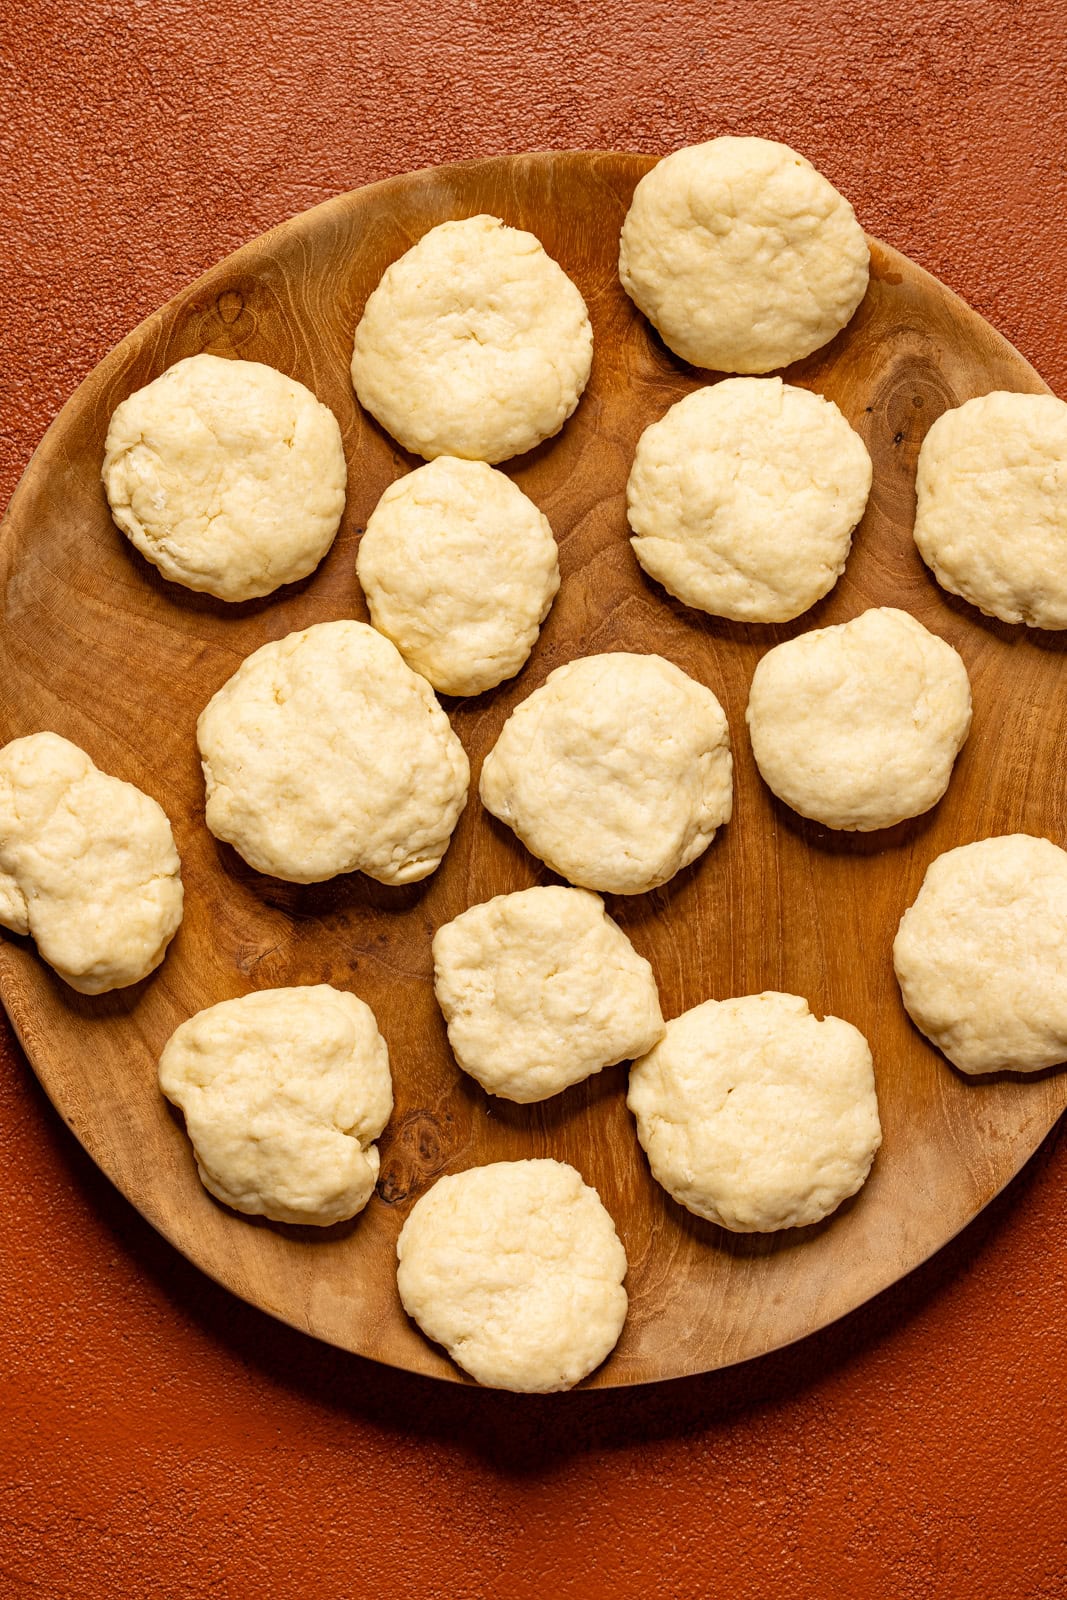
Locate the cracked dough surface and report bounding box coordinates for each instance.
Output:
[159,985,393,1225]
[396,1159,628,1391]
[350,215,593,463]
[746,607,972,831]
[0,732,183,993]
[479,652,733,894]
[913,390,1067,629]
[893,834,1067,1074]
[197,620,469,885]
[357,456,560,695]
[627,377,872,622]
[619,137,869,374]
[628,992,882,1232]
[102,353,347,600]
[432,886,664,1102]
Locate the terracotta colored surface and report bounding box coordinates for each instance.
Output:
[1,2,1065,1595]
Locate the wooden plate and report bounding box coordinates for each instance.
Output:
[2,152,1065,1388]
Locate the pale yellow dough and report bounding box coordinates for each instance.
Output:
[630,377,870,620]
[396,1159,628,1391]
[913,390,1067,629]
[893,834,1067,1074]
[479,652,733,894]
[357,457,560,695]
[746,608,972,830]
[627,378,872,621]
[432,886,664,1102]
[102,353,347,601]
[159,986,392,1225]
[627,992,882,1232]
[197,620,469,885]
[351,215,593,463]
[0,732,183,994]
[619,137,869,374]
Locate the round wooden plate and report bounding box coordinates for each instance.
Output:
[2,152,1065,1388]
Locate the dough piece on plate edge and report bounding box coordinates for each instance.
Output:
[396,1159,628,1391]
[0,731,183,994]
[893,834,1067,1074]
[619,137,869,374]
[913,390,1067,629]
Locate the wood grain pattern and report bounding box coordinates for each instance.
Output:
[1,151,1064,1387]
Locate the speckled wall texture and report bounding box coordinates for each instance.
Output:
[2,3,1066,1596]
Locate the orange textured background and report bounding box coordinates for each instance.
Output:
[2,4,1066,1596]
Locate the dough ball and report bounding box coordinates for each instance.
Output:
[102,353,347,601]
[619,137,869,374]
[351,215,593,463]
[159,985,392,1225]
[746,607,972,831]
[357,457,560,696]
[627,377,872,622]
[197,620,469,885]
[396,1159,628,1390]
[913,390,1067,629]
[893,834,1067,1074]
[479,652,733,894]
[0,732,183,994]
[432,886,664,1102]
[628,992,882,1232]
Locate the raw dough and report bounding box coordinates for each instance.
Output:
[159,985,392,1225]
[0,732,183,993]
[913,390,1067,629]
[619,137,869,374]
[479,652,733,894]
[102,353,347,601]
[746,607,972,830]
[627,992,882,1232]
[432,886,664,1102]
[396,1159,628,1391]
[351,215,593,463]
[357,456,560,695]
[893,833,1067,1074]
[627,377,872,622]
[197,620,469,884]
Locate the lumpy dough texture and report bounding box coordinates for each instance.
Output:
[746,608,972,830]
[627,992,882,1232]
[196,620,469,885]
[102,353,347,600]
[357,457,560,695]
[893,834,1067,1074]
[395,1159,628,1391]
[627,378,872,621]
[619,137,870,374]
[913,390,1067,629]
[350,215,593,463]
[432,886,665,1102]
[479,652,733,894]
[0,732,183,993]
[159,986,393,1225]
